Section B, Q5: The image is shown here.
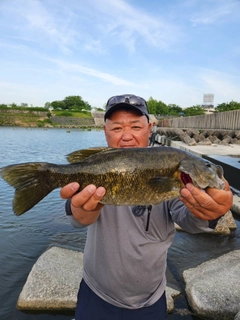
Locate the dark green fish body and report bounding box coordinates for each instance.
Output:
[1,147,225,215]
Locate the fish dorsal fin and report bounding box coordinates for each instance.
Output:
[66,147,111,163]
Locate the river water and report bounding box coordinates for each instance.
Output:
[0,127,239,320]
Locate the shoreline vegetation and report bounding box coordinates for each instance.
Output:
[0,108,104,129]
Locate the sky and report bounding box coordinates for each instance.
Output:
[0,0,240,110]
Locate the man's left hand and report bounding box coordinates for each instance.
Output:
[180,179,233,220]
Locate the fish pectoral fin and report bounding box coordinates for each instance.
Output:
[148,177,176,192]
[66,147,111,163]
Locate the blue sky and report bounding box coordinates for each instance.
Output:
[0,0,239,109]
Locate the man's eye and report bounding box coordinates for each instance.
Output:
[132,126,141,129]
[112,127,122,131]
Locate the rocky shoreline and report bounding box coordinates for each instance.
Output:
[156,128,240,146]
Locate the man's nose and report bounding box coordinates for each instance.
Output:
[122,129,133,140]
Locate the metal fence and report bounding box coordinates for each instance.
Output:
[158,110,240,130]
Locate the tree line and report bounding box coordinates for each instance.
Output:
[1,95,240,117]
[147,97,240,117]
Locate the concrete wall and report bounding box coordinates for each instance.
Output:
[158,109,240,130]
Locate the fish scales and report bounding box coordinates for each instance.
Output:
[0,147,225,215]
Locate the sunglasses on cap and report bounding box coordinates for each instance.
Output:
[104,94,149,121]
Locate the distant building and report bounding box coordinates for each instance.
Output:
[202,104,215,114]
[202,94,215,114]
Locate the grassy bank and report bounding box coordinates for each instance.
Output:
[0,108,98,129]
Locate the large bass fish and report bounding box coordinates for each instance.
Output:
[1,147,225,216]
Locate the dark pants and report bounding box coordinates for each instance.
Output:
[75,279,167,320]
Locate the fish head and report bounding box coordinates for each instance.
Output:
[178,158,225,190]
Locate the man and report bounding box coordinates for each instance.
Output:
[60,94,233,320]
[150,121,157,146]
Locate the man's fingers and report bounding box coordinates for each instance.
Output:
[60,182,80,199]
[68,185,106,212]
[180,181,233,220]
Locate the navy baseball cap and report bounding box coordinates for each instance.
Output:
[104,94,149,121]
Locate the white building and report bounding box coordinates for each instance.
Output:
[202,94,215,114]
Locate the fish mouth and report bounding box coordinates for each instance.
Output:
[180,172,193,186]
[179,163,225,190]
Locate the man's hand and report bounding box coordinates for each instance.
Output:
[179,179,233,220]
[60,182,106,225]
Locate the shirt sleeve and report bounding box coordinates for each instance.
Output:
[67,215,87,228]
[166,198,215,233]
[65,199,88,229]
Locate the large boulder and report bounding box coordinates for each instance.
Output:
[175,210,237,236]
[183,250,240,319]
[17,246,83,310]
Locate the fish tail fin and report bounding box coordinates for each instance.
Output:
[1,162,55,215]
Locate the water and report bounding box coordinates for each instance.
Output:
[0,127,239,320]
[0,127,107,320]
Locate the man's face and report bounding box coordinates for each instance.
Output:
[104,109,151,148]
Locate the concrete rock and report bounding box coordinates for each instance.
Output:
[17,246,83,310]
[197,138,212,145]
[166,287,181,313]
[183,250,240,320]
[212,210,237,235]
[175,210,236,236]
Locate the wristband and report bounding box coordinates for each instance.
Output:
[65,198,73,216]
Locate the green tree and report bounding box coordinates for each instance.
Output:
[147,97,157,114]
[63,96,91,111]
[168,104,183,116]
[44,102,51,109]
[147,97,168,115]
[20,103,28,108]
[156,100,168,115]
[184,105,205,116]
[215,101,240,112]
[51,100,66,110]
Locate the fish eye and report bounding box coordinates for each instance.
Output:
[205,162,211,167]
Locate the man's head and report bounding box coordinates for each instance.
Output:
[104,94,151,148]
[104,94,149,122]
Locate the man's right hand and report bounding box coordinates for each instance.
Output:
[60,183,106,226]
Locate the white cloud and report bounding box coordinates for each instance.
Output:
[88,0,182,52]
[50,59,134,86]
[190,1,239,26]
[1,0,78,53]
